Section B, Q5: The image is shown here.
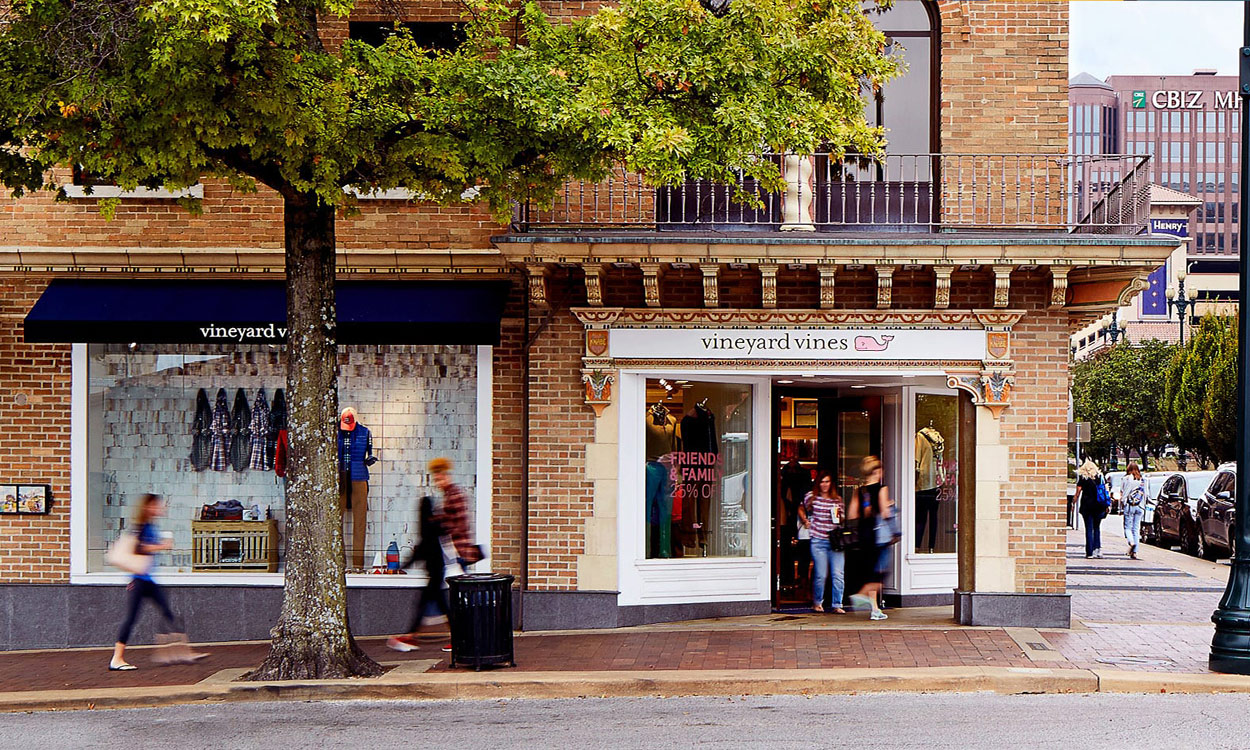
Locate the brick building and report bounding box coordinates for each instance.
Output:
[0,0,1177,648]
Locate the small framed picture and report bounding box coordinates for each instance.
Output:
[16,485,50,515]
[0,486,16,514]
[792,399,819,428]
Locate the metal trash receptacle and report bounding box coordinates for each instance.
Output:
[447,573,515,670]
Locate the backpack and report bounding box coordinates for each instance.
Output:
[1095,479,1111,508]
[1126,484,1146,507]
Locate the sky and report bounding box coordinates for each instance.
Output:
[1070,1,1243,80]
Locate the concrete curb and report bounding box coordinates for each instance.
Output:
[7,665,1250,712]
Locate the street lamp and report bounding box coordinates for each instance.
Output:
[1101,309,1126,346]
[1209,4,1250,674]
[1165,267,1194,345]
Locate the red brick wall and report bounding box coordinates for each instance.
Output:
[0,278,71,582]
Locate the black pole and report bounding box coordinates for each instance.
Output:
[1209,3,1250,673]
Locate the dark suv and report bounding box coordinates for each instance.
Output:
[1149,470,1218,554]
[1196,464,1237,560]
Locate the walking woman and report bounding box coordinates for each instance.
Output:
[388,494,451,652]
[1121,462,1146,560]
[1075,459,1105,559]
[110,494,206,670]
[798,472,846,613]
[847,456,894,621]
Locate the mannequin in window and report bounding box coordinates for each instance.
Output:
[646,402,680,558]
[914,422,945,553]
[338,407,377,571]
[679,398,718,553]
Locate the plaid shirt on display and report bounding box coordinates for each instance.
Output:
[209,389,230,472]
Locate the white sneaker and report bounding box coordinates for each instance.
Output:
[870,610,888,621]
[849,594,872,612]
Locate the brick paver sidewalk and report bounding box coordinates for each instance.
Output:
[0,518,1231,696]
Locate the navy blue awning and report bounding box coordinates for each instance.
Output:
[24,279,510,345]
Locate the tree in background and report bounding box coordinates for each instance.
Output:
[1203,316,1238,463]
[1072,339,1177,467]
[1176,315,1229,466]
[0,0,899,678]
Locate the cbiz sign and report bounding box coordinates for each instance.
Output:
[1134,89,1242,110]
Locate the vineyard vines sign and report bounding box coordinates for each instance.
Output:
[607,328,988,361]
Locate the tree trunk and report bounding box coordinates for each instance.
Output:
[247,196,383,680]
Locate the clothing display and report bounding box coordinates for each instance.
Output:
[209,388,230,472]
[915,487,940,551]
[678,402,718,549]
[646,460,673,559]
[247,388,271,471]
[645,405,680,461]
[915,427,945,492]
[228,388,252,472]
[267,389,287,471]
[337,408,377,570]
[190,388,213,472]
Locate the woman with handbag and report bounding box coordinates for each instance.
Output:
[1121,462,1146,560]
[109,493,207,671]
[388,495,451,653]
[798,472,846,614]
[847,456,895,622]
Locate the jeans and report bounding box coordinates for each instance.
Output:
[117,577,180,644]
[1082,512,1102,556]
[810,536,845,609]
[1123,503,1144,548]
[915,488,940,550]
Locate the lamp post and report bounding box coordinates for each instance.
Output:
[1102,309,1126,346]
[1209,3,1250,674]
[1165,267,1194,345]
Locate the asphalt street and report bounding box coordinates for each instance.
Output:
[4,694,1247,749]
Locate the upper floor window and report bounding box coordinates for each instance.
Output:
[348,21,466,52]
[865,0,936,156]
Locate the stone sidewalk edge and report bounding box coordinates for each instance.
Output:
[6,667,1250,712]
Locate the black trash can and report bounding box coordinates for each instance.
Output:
[447,573,515,670]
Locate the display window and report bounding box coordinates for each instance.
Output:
[643,378,753,559]
[83,343,481,576]
[913,391,959,555]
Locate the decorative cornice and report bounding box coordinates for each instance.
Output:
[759,264,779,309]
[582,263,604,307]
[526,264,549,309]
[1117,273,1151,308]
[572,307,1027,330]
[1049,266,1070,309]
[875,265,894,309]
[993,265,1014,308]
[640,263,661,308]
[818,264,837,310]
[625,358,984,369]
[933,265,953,310]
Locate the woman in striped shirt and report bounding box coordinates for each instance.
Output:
[799,472,846,614]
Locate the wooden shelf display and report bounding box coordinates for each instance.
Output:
[191,520,279,572]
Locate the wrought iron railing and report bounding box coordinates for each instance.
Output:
[511,153,1152,235]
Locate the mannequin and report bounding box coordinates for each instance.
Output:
[646,403,680,558]
[914,423,945,553]
[679,398,718,552]
[338,407,378,570]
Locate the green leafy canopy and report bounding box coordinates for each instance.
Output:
[0,0,900,216]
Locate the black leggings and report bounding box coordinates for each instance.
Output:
[408,549,449,633]
[916,488,940,550]
[117,577,180,644]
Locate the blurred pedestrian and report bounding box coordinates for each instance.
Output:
[1075,459,1105,558]
[388,494,450,653]
[848,456,894,621]
[1121,462,1146,560]
[798,471,846,613]
[428,457,484,570]
[109,493,206,671]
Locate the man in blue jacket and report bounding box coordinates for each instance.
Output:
[339,406,376,571]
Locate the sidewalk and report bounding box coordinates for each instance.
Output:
[0,518,1241,711]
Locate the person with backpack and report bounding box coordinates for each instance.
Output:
[1075,459,1108,559]
[1120,462,1147,560]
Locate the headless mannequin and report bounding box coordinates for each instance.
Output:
[646,403,680,558]
[338,407,377,570]
[914,422,944,553]
[679,399,717,552]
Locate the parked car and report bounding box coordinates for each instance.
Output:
[1138,472,1172,546]
[1150,470,1218,554]
[1196,463,1238,560]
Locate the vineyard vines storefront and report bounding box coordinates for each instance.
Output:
[571,307,1042,626]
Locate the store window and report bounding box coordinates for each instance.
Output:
[643,378,752,559]
[85,343,480,574]
[914,392,959,555]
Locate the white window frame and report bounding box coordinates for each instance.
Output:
[896,385,961,597]
[62,184,204,200]
[70,342,493,587]
[617,369,772,607]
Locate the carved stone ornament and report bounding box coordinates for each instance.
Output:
[572,307,1025,329]
[701,264,720,308]
[1049,266,1070,309]
[759,264,779,309]
[641,264,661,308]
[1118,274,1152,308]
[586,329,609,357]
[526,264,549,309]
[933,266,953,309]
[583,264,604,307]
[993,265,1013,308]
[581,369,615,417]
[818,265,837,310]
[986,331,1009,360]
[876,265,894,309]
[945,366,1016,419]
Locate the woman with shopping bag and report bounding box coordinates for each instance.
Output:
[107,493,207,671]
[847,456,897,622]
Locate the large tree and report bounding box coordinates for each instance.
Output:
[1203,316,1238,463]
[1072,339,1177,467]
[0,0,899,677]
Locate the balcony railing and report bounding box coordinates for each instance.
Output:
[512,153,1152,235]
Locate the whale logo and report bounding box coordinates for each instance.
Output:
[854,335,894,352]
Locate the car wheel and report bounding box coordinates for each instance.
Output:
[1142,520,1155,545]
[1152,519,1166,547]
[1197,528,1216,561]
[1180,524,1196,556]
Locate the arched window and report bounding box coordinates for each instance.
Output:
[866,0,938,155]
